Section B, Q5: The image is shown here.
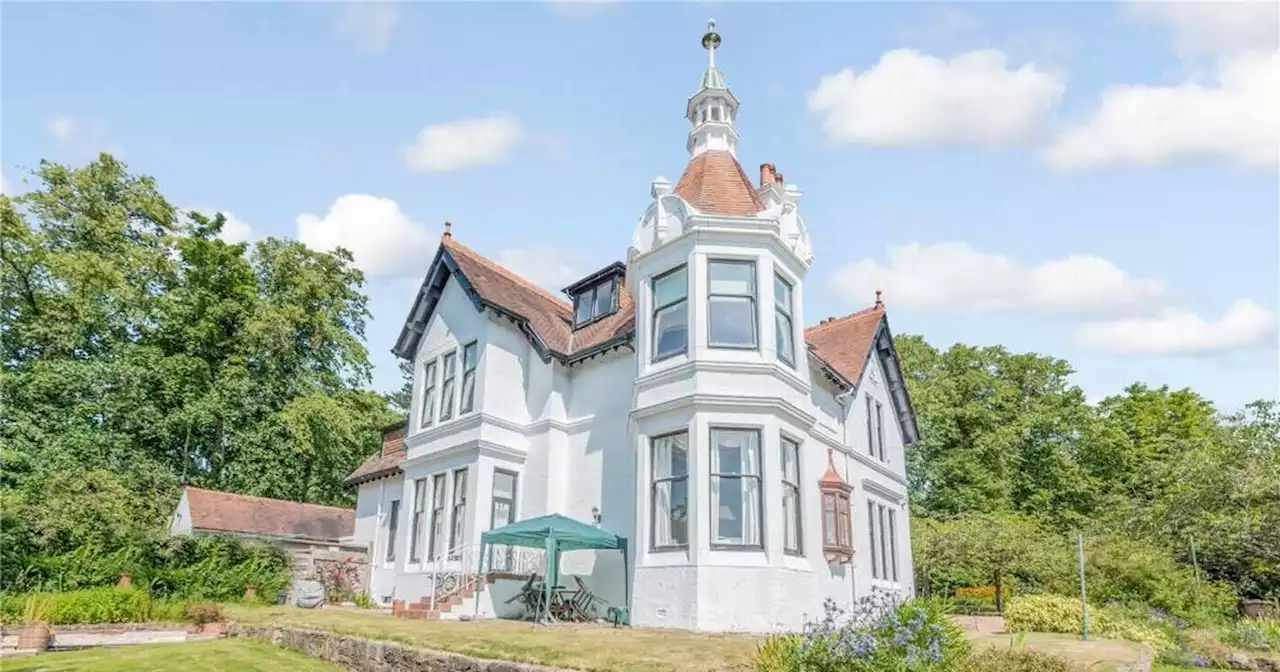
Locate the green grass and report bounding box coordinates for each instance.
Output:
[1,639,344,671]
[967,631,1151,672]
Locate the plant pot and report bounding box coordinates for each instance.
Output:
[17,622,51,651]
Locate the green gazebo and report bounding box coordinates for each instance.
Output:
[477,513,628,622]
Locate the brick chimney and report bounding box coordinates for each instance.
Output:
[759,163,778,187]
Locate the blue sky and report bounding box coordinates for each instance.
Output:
[3,1,1277,410]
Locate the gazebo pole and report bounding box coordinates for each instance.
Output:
[542,536,556,624]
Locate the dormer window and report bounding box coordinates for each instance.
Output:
[563,262,627,330]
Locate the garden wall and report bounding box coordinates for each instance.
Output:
[227,623,572,672]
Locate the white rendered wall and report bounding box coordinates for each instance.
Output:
[169,492,192,536]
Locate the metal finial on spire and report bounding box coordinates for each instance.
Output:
[702,18,721,68]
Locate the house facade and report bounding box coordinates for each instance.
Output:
[345,21,920,633]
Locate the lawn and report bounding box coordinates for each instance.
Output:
[967,631,1150,671]
[1,638,343,671]
[224,604,759,671]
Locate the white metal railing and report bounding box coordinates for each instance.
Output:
[425,544,544,611]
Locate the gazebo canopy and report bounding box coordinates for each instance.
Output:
[481,513,624,551]
[478,513,629,623]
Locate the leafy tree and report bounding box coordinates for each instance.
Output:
[1,155,396,581]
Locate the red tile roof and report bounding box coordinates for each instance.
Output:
[442,235,636,359]
[804,306,885,385]
[674,150,765,216]
[182,486,354,541]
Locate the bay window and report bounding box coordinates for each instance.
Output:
[820,450,853,563]
[781,436,802,555]
[710,428,762,548]
[459,342,478,414]
[708,260,757,349]
[439,352,457,421]
[774,274,795,366]
[652,266,688,361]
[650,432,688,549]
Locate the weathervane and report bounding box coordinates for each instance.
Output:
[702,19,721,68]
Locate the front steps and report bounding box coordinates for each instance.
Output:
[391,572,528,620]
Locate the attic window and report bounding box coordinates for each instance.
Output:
[573,277,619,328]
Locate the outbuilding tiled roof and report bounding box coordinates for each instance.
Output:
[674,150,765,217]
[182,486,354,542]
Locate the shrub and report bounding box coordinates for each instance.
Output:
[753,592,970,671]
[1003,595,1173,651]
[182,603,223,626]
[1219,618,1280,651]
[753,634,802,672]
[962,647,1084,672]
[352,592,376,610]
[313,557,360,604]
[0,587,186,625]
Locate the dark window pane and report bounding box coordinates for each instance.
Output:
[709,296,756,346]
[654,267,688,307]
[595,281,615,317]
[654,301,688,358]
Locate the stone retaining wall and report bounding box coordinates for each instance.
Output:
[227,623,573,672]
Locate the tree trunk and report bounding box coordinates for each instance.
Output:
[994,568,1004,614]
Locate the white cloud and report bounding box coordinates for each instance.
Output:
[296,194,435,277]
[336,1,400,53]
[495,248,582,293]
[43,114,120,159]
[830,242,1166,316]
[1043,50,1280,170]
[403,114,523,173]
[1075,299,1277,356]
[807,49,1065,147]
[180,207,255,245]
[1124,0,1279,57]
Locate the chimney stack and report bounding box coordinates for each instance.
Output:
[759,163,778,187]
[443,221,452,239]
[874,290,883,309]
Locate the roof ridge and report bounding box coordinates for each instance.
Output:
[443,237,572,313]
[805,305,883,334]
[185,486,353,513]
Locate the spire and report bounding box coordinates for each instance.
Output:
[685,18,740,157]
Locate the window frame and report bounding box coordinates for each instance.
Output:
[448,468,468,557]
[573,277,620,328]
[875,400,886,462]
[385,499,401,564]
[459,341,479,415]
[888,508,899,582]
[780,435,803,556]
[866,395,876,458]
[427,473,447,560]
[649,430,690,552]
[409,478,428,563]
[651,265,689,362]
[709,427,764,550]
[774,273,795,367]
[419,361,437,429]
[821,490,852,556]
[489,469,519,571]
[438,351,458,421]
[707,259,759,351]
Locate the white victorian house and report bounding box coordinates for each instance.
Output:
[345,21,920,633]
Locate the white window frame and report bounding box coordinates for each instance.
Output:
[409,478,428,563]
[438,351,457,421]
[651,265,689,362]
[709,427,763,549]
[780,435,802,556]
[867,498,899,583]
[459,341,478,415]
[419,361,437,429]
[650,431,689,551]
[385,499,400,565]
[707,259,758,350]
[448,467,468,558]
[774,273,795,367]
[427,473,447,560]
